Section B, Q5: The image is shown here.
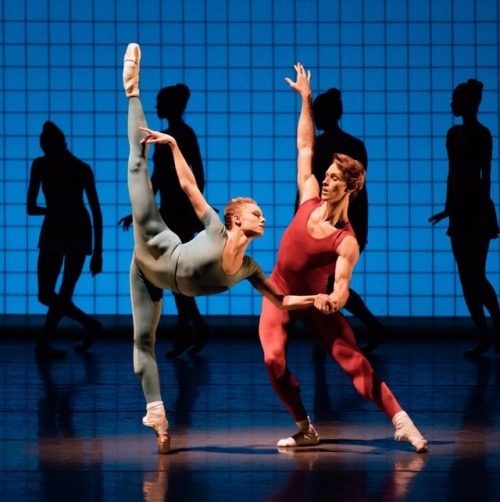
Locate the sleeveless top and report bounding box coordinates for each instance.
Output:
[271,197,355,295]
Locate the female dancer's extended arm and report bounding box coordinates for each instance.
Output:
[253,279,319,311]
[140,127,210,219]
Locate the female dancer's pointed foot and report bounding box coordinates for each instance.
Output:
[123,43,141,97]
[143,402,170,454]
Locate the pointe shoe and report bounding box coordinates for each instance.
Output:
[392,411,428,453]
[123,43,141,97]
[143,409,171,454]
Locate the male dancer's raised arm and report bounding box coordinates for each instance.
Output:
[284,63,318,206]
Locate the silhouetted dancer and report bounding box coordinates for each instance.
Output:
[430,79,500,358]
[27,121,103,359]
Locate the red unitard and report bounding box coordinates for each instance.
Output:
[259,197,402,421]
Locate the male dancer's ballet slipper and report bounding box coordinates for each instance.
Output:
[393,411,428,453]
[123,43,141,97]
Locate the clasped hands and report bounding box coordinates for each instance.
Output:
[314,294,337,315]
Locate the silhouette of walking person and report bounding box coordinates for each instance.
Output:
[304,88,385,353]
[27,121,103,359]
[119,84,210,358]
[429,79,500,358]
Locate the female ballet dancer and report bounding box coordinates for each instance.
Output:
[123,43,325,454]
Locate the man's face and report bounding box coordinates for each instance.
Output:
[321,162,350,203]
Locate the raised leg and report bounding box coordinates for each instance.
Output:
[124,44,166,245]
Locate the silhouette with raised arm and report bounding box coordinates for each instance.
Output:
[308,88,385,353]
[27,121,103,359]
[430,79,500,358]
[122,43,324,455]
[119,83,210,358]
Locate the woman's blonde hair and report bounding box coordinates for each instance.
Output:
[224,197,257,229]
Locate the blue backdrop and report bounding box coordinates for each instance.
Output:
[1,0,499,317]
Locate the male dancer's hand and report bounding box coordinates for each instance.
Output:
[284,62,312,97]
[314,294,338,315]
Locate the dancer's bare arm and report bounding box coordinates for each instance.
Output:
[311,236,359,315]
[140,127,210,219]
[285,63,319,205]
[253,279,318,311]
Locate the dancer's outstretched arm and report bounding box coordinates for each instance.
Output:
[285,63,318,205]
[254,279,319,311]
[140,127,209,219]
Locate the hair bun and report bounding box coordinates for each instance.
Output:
[467,78,484,92]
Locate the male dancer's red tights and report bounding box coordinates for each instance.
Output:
[259,298,403,422]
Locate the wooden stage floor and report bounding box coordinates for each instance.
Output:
[1,316,499,501]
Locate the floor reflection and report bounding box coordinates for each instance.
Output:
[0,329,499,501]
[36,354,104,500]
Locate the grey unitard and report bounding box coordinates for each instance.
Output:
[127,96,265,402]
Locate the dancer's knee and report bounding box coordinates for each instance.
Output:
[334,344,377,399]
[128,156,145,173]
[264,350,286,380]
[133,331,156,379]
[332,340,366,376]
[134,330,155,353]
